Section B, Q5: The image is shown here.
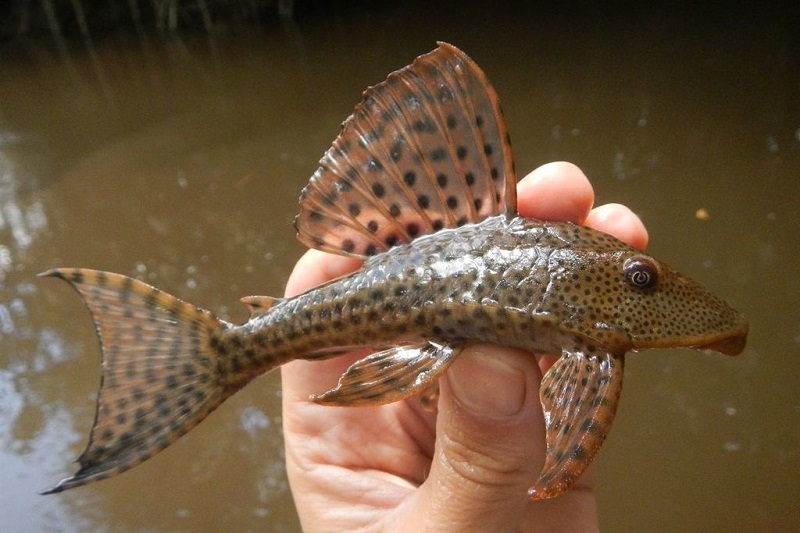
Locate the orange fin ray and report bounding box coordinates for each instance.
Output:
[39,268,228,494]
[529,351,625,500]
[295,42,516,258]
[240,295,282,317]
[311,341,460,406]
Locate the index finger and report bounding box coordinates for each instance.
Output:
[285,250,362,298]
[518,161,649,250]
[517,161,595,223]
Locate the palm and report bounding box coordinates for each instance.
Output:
[287,352,437,477]
[280,163,648,531]
[283,353,442,529]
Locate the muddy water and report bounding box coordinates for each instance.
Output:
[1,3,798,531]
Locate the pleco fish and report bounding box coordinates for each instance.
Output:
[41,43,748,499]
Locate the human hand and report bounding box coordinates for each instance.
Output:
[281,162,649,532]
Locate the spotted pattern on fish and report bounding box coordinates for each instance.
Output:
[42,43,747,498]
[295,42,515,258]
[38,268,228,492]
[530,351,624,499]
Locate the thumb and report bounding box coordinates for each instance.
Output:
[407,344,547,530]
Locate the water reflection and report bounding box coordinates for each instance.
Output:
[0,135,90,530]
[0,152,47,253]
[2,19,315,529]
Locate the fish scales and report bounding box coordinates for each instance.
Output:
[41,43,747,498]
[215,216,561,382]
[216,212,742,390]
[217,217,589,373]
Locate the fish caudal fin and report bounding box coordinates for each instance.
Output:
[40,268,229,494]
[529,351,624,500]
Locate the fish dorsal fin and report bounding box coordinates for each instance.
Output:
[239,295,280,317]
[529,351,625,500]
[311,341,460,406]
[295,42,517,258]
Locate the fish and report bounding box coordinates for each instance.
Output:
[40,42,748,498]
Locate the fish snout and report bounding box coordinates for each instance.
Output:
[700,316,748,356]
[703,330,748,356]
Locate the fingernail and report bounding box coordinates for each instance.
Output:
[448,347,526,417]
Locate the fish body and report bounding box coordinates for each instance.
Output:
[42,43,747,498]
[224,213,743,380]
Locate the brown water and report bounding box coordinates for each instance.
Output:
[1,3,798,531]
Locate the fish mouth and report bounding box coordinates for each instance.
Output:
[696,333,747,356]
[635,320,748,356]
[691,318,749,356]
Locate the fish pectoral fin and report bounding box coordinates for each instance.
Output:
[311,342,460,406]
[239,295,281,317]
[529,350,625,500]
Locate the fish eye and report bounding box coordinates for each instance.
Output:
[623,255,659,290]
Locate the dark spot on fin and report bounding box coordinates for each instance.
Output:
[528,351,625,500]
[418,383,440,412]
[311,342,461,406]
[294,42,517,259]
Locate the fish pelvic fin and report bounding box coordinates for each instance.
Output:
[311,341,459,406]
[40,268,231,494]
[529,351,625,500]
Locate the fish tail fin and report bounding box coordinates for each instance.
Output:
[40,268,232,494]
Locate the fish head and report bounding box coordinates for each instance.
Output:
[549,245,748,356]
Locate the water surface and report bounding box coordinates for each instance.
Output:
[1,3,798,531]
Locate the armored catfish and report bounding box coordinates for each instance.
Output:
[41,43,748,498]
